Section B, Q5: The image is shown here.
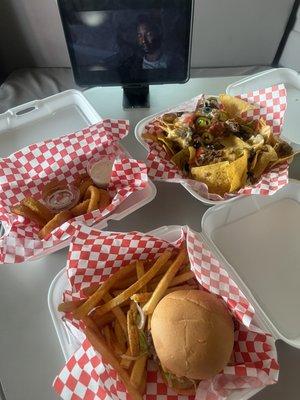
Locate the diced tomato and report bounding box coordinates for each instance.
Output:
[178,113,195,126]
[196,147,205,158]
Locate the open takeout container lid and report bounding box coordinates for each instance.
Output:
[201,179,300,348]
[0,90,156,257]
[226,67,300,149]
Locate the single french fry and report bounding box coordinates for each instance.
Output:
[110,329,124,358]
[138,367,147,395]
[166,284,198,293]
[82,284,100,297]
[58,299,85,313]
[120,348,133,370]
[169,270,195,287]
[93,251,172,318]
[130,354,148,390]
[143,248,187,315]
[103,325,112,348]
[130,284,198,304]
[90,312,116,329]
[91,311,116,328]
[103,293,128,338]
[85,327,143,400]
[73,261,137,319]
[127,302,140,357]
[136,260,147,293]
[114,320,127,354]
[81,315,99,333]
[130,293,152,303]
[112,274,137,290]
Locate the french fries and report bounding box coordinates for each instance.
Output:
[103,293,128,337]
[143,248,187,315]
[93,251,172,318]
[73,261,137,319]
[59,245,197,400]
[84,327,143,400]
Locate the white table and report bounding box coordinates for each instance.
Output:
[0,75,299,400]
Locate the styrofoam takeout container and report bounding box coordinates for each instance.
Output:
[226,68,300,151]
[0,90,156,255]
[49,178,300,398]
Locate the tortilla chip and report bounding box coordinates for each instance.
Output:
[157,134,177,155]
[252,145,278,178]
[227,151,248,192]
[269,154,294,169]
[219,94,254,118]
[171,147,195,170]
[220,134,251,150]
[258,118,272,141]
[191,161,231,196]
[142,132,157,142]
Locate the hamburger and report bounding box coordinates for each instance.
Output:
[150,290,234,395]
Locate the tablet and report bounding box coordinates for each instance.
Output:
[58,0,193,87]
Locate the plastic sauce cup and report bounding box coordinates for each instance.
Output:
[87,159,114,188]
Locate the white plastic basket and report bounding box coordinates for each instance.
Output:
[0,90,157,257]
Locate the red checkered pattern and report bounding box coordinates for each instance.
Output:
[0,120,149,264]
[238,84,287,135]
[53,225,278,400]
[143,85,288,201]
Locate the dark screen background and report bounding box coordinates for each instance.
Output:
[58,0,192,85]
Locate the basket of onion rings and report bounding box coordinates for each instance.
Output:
[0,120,153,263]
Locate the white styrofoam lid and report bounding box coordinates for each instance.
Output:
[202,180,300,348]
[0,89,101,157]
[226,68,300,148]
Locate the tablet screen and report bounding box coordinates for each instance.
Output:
[58,0,193,86]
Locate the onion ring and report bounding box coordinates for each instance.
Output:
[38,210,73,239]
[70,199,89,217]
[22,197,54,222]
[84,185,101,213]
[11,204,47,228]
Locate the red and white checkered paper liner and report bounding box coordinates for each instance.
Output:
[0,120,149,264]
[53,224,279,400]
[143,84,288,201]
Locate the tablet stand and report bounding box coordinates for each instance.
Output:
[122,85,150,108]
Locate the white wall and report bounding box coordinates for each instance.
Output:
[280,5,300,71]
[0,0,295,73]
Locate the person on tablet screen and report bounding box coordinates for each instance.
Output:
[136,14,167,69]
